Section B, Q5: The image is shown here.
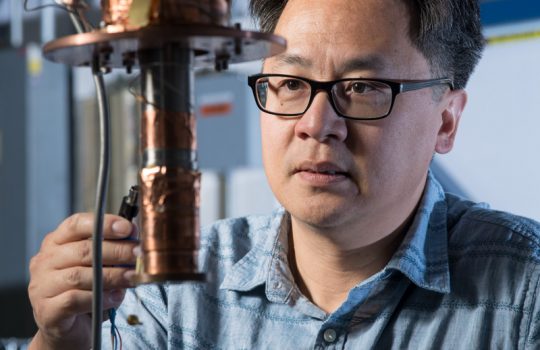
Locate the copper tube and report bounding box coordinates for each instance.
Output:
[101,0,231,30]
[101,0,134,27]
[141,109,196,150]
[134,46,204,283]
[140,165,201,274]
[149,0,230,26]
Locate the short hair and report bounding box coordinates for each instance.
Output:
[249,0,485,90]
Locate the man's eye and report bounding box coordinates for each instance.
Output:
[351,82,374,93]
[283,79,302,90]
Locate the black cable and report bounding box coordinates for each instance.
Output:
[29,0,106,348]
[65,8,110,350]
[68,11,86,34]
[23,0,77,14]
[24,0,95,32]
[91,66,110,350]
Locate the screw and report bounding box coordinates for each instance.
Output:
[123,52,136,75]
[215,54,230,72]
[234,23,243,55]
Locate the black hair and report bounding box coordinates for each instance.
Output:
[249,0,485,89]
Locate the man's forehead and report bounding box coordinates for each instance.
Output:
[275,0,411,32]
[265,53,388,75]
[262,0,427,79]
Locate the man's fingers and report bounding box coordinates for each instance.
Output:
[38,289,126,329]
[50,240,138,268]
[29,212,136,349]
[53,213,134,245]
[54,213,94,244]
[44,267,133,299]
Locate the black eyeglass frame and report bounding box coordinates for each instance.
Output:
[247,73,454,121]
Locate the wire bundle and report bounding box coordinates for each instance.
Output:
[109,308,123,350]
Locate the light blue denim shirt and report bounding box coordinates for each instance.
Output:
[105,172,540,349]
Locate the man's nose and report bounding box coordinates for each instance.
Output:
[293,92,348,142]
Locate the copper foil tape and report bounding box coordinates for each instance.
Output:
[140,166,201,275]
[102,0,231,30]
[137,106,203,282]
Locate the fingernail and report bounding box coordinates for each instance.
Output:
[133,245,142,257]
[124,270,136,286]
[129,223,139,239]
[112,220,131,235]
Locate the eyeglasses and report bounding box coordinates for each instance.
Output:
[247,73,454,120]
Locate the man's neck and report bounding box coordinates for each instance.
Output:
[288,213,413,314]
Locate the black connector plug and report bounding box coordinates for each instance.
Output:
[118,185,140,221]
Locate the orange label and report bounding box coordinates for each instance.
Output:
[200,103,233,117]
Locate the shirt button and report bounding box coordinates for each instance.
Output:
[323,328,337,343]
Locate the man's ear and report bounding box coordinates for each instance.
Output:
[435,89,467,154]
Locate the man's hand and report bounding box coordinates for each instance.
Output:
[28,213,138,350]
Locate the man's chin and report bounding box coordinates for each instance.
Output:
[286,198,356,230]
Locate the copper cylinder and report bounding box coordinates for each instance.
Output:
[135,45,204,283]
[101,0,231,30]
[101,0,134,28]
[149,0,230,26]
[140,167,201,275]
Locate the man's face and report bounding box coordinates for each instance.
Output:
[261,0,463,243]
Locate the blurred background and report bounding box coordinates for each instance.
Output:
[0,0,539,345]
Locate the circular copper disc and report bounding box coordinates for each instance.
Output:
[42,24,286,68]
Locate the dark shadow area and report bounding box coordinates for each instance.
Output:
[0,286,36,338]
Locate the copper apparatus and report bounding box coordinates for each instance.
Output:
[43,0,285,283]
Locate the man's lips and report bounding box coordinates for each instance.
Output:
[294,161,350,186]
[294,161,349,176]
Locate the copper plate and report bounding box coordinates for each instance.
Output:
[42,24,286,68]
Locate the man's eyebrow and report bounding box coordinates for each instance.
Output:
[339,55,386,75]
[269,54,313,69]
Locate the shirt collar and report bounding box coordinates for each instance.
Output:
[221,171,451,296]
[386,170,451,293]
[220,207,287,293]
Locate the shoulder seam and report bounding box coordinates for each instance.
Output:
[460,211,540,247]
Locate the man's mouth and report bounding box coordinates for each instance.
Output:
[294,161,350,185]
[295,161,349,176]
[301,169,347,176]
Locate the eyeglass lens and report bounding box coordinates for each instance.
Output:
[255,76,393,119]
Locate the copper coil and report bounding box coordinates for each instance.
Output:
[139,166,201,274]
[138,100,201,278]
[101,0,231,30]
[144,250,199,275]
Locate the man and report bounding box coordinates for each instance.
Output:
[28,0,540,349]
